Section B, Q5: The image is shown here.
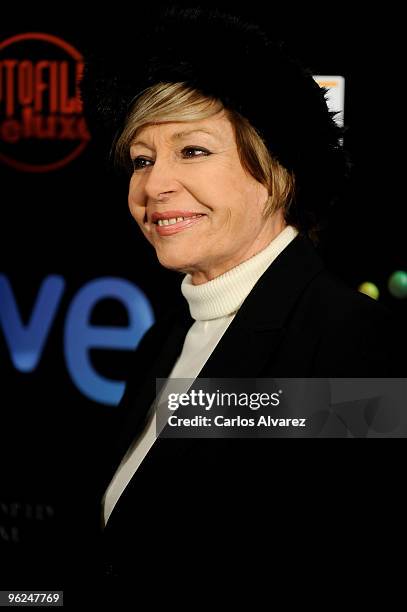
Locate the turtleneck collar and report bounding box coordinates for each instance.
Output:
[180,225,299,321]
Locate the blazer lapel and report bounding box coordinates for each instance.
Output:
[103,308,193,488]
[197,233,325,378]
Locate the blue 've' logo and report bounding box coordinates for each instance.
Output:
[0,275,155,405]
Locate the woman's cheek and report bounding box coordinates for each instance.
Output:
[128,203,143,225]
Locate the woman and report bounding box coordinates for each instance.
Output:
[79,7,402,590]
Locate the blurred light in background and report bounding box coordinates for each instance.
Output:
[358,281,380,300]
[388,270,407,299]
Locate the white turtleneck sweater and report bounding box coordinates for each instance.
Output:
[102,224,299,526]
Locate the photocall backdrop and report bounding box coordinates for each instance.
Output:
[1,2,406,587]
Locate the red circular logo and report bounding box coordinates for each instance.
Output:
[0,32,90,172]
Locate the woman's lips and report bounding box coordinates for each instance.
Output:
[154,215,206,236]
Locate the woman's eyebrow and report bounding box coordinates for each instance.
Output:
[131,129,218,148]
[171,128,218,140]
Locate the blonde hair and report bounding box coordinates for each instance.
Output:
[113,81,296,222]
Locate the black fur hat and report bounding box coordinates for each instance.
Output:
[79,6,351,239]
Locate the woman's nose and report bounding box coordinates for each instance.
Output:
[143,156,179,201]
[155,192,173,201]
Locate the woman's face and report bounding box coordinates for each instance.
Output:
[128,109,286,284]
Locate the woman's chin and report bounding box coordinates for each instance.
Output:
[155,250,198,274]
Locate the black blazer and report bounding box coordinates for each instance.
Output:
[81,233,404,592]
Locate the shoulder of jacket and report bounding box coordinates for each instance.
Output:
[307,268,393,323]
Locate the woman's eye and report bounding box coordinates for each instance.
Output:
[131,157,151,171]
[131,147,210,171]
[182,147,210,158]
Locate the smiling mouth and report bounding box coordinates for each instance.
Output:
[154,214,204,226]
[152,214,206,236]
